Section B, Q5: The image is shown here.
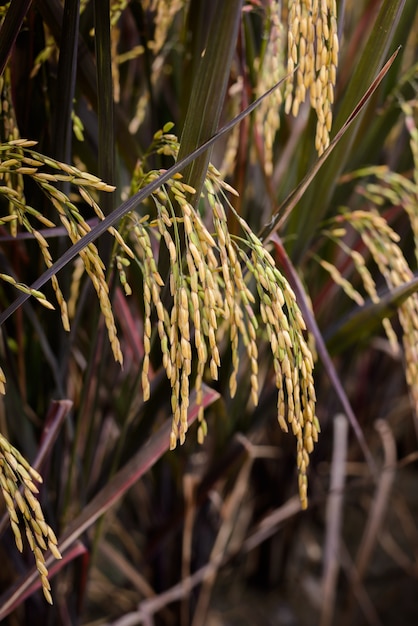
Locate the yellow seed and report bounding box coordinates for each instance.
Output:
[210,358,218,380]
[14,489,27,515]
[168,241,177,263]
[178,308,189,334]
[48,540,62,560]
[197,425,204,445]
[316,16,323,40]
[326,110,333,132]
[179,287,188,311]
[217,223,227,247]
[156,302,164,322]
[305,436,314,454]
[291,42,298,65]
[292,96,300,118]
[37,559,49,577]
[293,421,303,439]
[278,413,289,433]
[11,520,23,552]
[40,583,52,604]
[300,17,307,39]
[184,214,193,235]
[230,373,237,397]
[142,370,150,401]
[181,337,191,361]
[1,485,15,512]
[321,44,328,68]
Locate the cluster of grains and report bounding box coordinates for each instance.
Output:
[330,101,418,357]
[319,258,365,307]
[254,1,284,176]
[205,179,259,408]
[0,433,62,604]
[0,139,124,363]
[129,128,318,506]
[339,210,418,416]
[285,0,338,154]
[357,106,418,262]
[130,211,165,404]
[233,212,318,508]
[323,229,399,353]
[0,273,55,311]
[0,139,70,331]
[129,172,221,446]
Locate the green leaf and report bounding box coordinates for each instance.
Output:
[177,0,243,206]
[93,0,114,204]
[51,0,80,166]
[0,0,33,77]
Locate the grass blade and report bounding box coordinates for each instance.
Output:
[93,0,114,205]
[177,0,243,206]
[0,0,33,76]
[51,0,80,164]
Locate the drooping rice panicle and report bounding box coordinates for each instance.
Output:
[285,0,338,155]
[0,433,62,604]
[124,124,318,508]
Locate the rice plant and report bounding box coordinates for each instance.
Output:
[0,1,417,624]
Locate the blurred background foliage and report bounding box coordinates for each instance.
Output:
[0,0,418,624]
